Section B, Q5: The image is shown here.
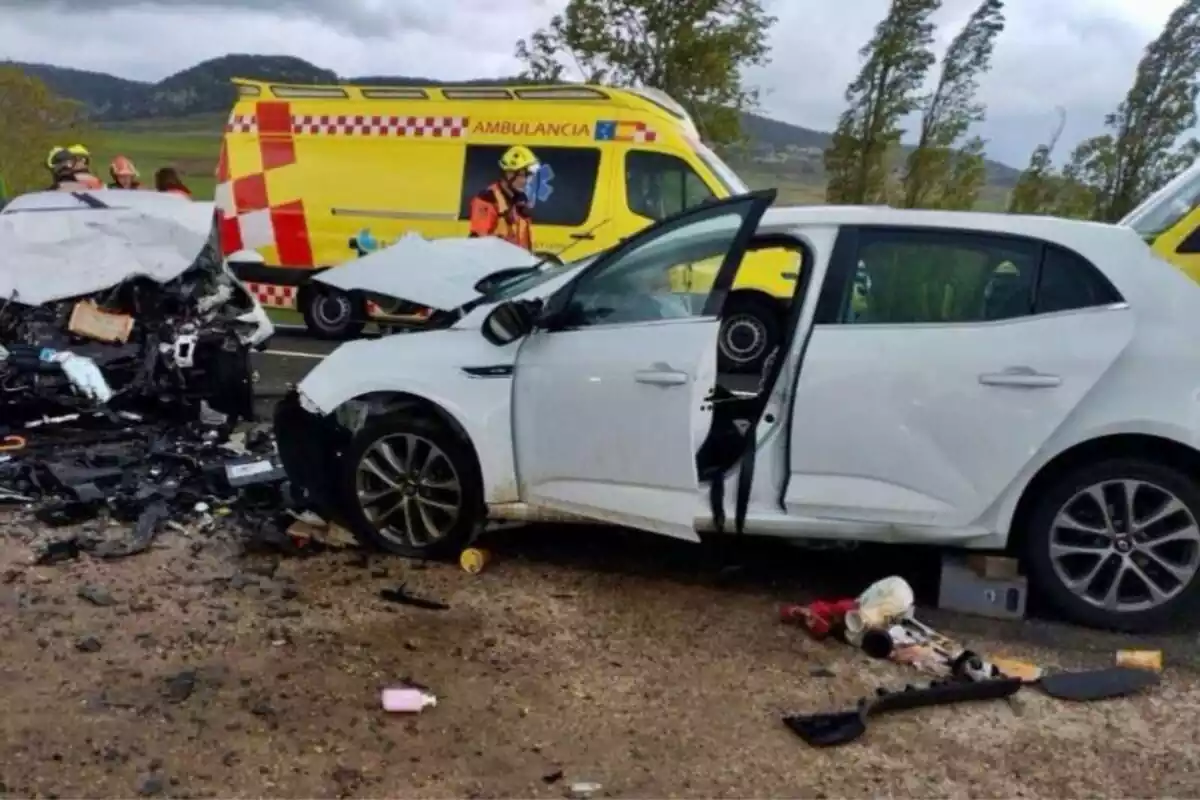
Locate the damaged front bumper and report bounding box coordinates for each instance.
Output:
[273,389,353,524]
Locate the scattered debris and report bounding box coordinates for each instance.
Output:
[566,780,603,799]
[938,554,1027,620]
[459,547,489,574]
[783,677,1024,748]
[0,203,300,559]
[380,687,438,713]
[542,770,564,785]
[1116,649,1163,672]
[162,669,198,704]
[136,772,165,797]
[77,583,116,607]
[379,583,450,611]
[75,635,102,653]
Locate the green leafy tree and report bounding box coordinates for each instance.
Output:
[1063,0,1200,222]
[0,66,89,195]
[824,0,942,204]
[901,0,1005,209]
[514,0,775,145]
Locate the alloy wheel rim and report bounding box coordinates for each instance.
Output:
[1049,478,1200,613]
[316,294,351,328]
[355,433,462,549]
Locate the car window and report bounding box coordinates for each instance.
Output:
[564,205,757,327]
[625,150,716,221]
[1034,244,1123,313]
[458,145,600,227]
[839,229,1041,324]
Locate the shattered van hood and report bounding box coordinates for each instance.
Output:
[0,206,209,305]
[313,233,542,311]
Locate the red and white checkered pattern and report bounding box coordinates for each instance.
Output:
[627,121,657,143]
[226,114,258,133]
[231,113,468,137]
[247,282,297,309]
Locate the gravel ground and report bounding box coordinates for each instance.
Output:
[1,513,1199,798]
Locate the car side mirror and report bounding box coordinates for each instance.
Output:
[481,298,544,346]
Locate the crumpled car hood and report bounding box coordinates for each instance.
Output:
[0,206,209,305]
[314,233,541,311]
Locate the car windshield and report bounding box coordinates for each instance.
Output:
[691,140,750,195]
[483,255,595,302]
[1121,160,1200,241]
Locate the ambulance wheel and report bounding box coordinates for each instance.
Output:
[302,286,365,340]
[718,293,781,374]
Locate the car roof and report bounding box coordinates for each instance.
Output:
[759,204,1130,244]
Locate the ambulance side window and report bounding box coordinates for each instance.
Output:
[458,145,600,227]
[625,151,715,221]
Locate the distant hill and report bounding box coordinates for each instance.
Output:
[7,54,1021,188]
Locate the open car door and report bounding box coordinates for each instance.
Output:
[511,189,775,540]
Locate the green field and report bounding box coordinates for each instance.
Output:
[93,114,223,197]
[92,114,1011,210]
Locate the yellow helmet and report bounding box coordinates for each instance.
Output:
[993,260,1020,276]
[498,145,538,173]
[46,146,69,170]
[67,143,90,158]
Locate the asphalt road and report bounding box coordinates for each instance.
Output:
[252,324,341,398]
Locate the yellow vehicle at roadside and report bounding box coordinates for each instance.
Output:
[216,78,797,371]
[1121,159,1200,283]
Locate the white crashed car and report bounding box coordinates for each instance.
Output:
[277,189,1200,632]
[0,190,273,419]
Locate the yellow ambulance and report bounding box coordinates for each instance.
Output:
[216,78,797,372]
[1121,158,1200,282]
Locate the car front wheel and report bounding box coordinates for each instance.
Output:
[1025,457,1200,632]
[340,415,485,559]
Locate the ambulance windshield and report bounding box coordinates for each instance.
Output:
[692,140,749,196]
[1122,159,1200,242]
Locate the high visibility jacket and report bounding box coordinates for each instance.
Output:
[468,182,533,250]
[52,173,103,191]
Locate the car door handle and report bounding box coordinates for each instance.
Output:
[978,367,1061,388]
[635,367,689,386]
[781,271,798,280]
[570,232,594,240]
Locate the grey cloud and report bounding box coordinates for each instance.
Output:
[0,0,481,37]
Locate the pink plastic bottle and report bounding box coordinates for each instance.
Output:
[381,687,437,713]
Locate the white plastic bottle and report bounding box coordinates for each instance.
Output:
[381,687,437,713]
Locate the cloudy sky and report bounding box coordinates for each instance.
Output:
[0,0,1183,166]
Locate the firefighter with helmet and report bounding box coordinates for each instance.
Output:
[46,144,102,190]
[108,155,141,189]
[468,145,539,251]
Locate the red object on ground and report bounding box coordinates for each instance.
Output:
[780,598,858,639]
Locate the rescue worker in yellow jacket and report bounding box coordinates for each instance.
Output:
[468,145,538,251]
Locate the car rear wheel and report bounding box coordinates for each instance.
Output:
[303,286,366,340]
[718,295,781,374]
[340,414,484,559]
[1025,458,1200,632]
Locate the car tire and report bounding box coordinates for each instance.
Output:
[718,295,781,374]
[339,414,485,560]
[1024,457,1200,632]
[302,286,366,340]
